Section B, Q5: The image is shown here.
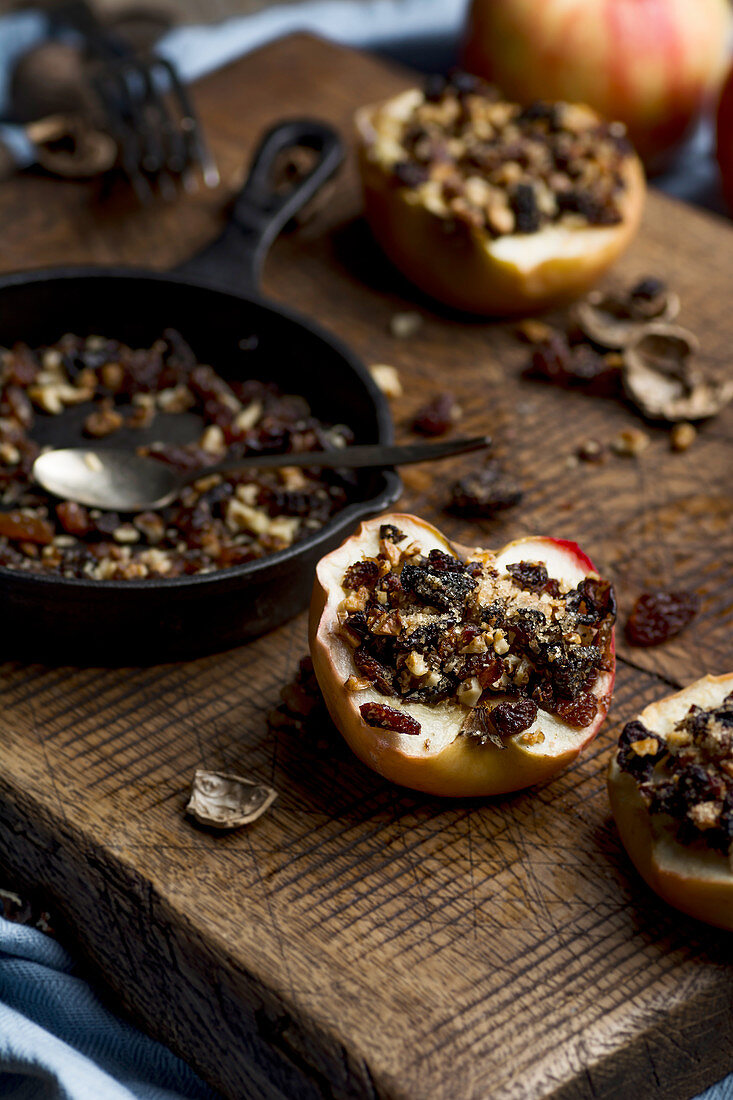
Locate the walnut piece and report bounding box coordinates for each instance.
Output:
[186,769,277,830]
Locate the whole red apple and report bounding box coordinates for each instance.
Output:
[717,59,733,214]
[464,0,732,170]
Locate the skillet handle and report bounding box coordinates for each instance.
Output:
[173,119,344,293]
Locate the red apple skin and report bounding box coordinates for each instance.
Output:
[464,0,733,170]
[717,60,733,216]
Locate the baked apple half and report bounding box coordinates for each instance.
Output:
[355,75,645,315]
[608,674,733,930]
[309,514,616,796]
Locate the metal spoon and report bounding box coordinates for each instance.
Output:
[32,436,491,512]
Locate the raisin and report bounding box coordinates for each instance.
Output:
[552,691,598,729]
[163,327,196,370]
[423,73,448,102]
[526,334,574,384]
[342,558,380,590]
[2,386,33,429]
[401,561,475,613]
[7,344,39,386]
[427,548,465,573]
[517,101,561,129]
[379,524,406,544]
[617,719,667,779]
[0,511,54,545]
[527,336,619,394]
[56,501,93,537]
[360,702,421,735]
[506,561,548,592]
[411,393,458,436]
[353,648,394,695]
[510,183,541,234]
[448,70,481,97]
[630,276,666,303]
[448,461,523,517]
[344,612,368,640]
[490,698,537,736]
[625,590,699,647]
[477,659,503,689]
[393,161,429,188]
[567,577,617,625]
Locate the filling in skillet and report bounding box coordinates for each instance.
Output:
[337,523,616,740]
[0,329,354,579]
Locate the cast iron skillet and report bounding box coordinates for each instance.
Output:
[0,119,400,662]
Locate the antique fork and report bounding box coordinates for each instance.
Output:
[47,0,219,202]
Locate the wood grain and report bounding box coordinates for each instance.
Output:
[0,33,732,1100]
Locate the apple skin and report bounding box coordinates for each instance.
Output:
[464,0,733,170]
[717,60,733,216]
[310,513,616,798]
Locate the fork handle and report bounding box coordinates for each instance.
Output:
[174,119,344,294]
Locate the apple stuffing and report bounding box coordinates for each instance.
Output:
[310,514,616,796]
[608,674,733,930]
[355,73,645,314]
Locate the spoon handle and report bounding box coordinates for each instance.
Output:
[189,435,491,481]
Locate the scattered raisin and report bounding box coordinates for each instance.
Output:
[625,590,699,647]
[448,461,523,517]
[360,702,421,735]
[411,392,459,436]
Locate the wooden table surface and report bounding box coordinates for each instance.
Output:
[0,33,732,1100]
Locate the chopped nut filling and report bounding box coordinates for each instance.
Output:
[617,692,733,860]
[341,524,615,742]
[373,73,634,239]
[0,330,354,580]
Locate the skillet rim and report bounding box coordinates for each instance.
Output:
[0,266,401,592]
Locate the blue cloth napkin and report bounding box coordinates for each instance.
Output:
[0,916,217,1100]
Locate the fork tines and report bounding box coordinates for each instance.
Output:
[93,54,220,203]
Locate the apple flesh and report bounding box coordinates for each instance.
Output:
[464,0,733,170]
[608,674,733,931]
[310,514,615,797]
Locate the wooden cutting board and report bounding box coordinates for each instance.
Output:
[1,34,732,1100]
